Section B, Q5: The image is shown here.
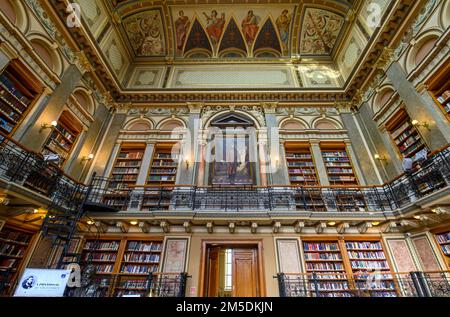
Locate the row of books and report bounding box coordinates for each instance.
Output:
[346,242,382,250]
[435,232,450,243]
[119,280,150,289]
[111,175,137,181]
[306,263,344,271]
[0,244,25,257]
[126,241,162,252]
[322,151,349,158]
[0,117,14,132]
[304,253,342,261]
[121,264,158,274]
[347,251,386,260]
[324,162,352,167]
[0,231,32,244]
[0,74,31,105]
[390,121,410,139]
[84,253,117,261]
[112,167,140,174]
[350,261,389,269]
[287,162,314,167]
[152,162,178,167]
[329,176,356,181]
[395,129,417,143]
[290,176,316,181]
[286,154,312,159]
[440,244,450,255]
[150,169,177,174]
[327,168,354,174]
[288,169,315,174]
[84,241,120,251]
[123,254,160,263]
[156,154,179,159]
[115,161,141,167]
[118,152,144,159]
[54,125,75,142]
[355,281,396,290]
[304,243,339,252]
[0,258,16,268]
[94,264,114,273]
[398,137,420,152]
[148,176,175,181]
[309,282,349,291]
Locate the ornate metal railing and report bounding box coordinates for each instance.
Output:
[275,271,450,297]
[85,144,449,213]
[65,272,189,297]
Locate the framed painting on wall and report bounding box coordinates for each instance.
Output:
[161,237,190,273]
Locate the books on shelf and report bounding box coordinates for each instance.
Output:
[285,144,318,185]
[435,231,450,256]
[303,242,340,252]
[321,147,358,185]
[84,241,120,251]
[109,145,145,189]
[345,241,383,250]
[121,264,158,274]
[126,241,162,252]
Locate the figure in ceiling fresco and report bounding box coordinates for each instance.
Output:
[202,10,226,45]
[175,10,190,52]
[241,10,260,46]
[276,10,291,51]
[125,12,164,56]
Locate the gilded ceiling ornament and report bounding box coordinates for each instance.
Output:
[74,51,94,74]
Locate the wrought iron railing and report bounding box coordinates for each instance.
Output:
[275,271,450,297]
[65,272,189,297]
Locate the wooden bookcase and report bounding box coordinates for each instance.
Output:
[285,142,319,185]
[142,143,180,211]
[320,143,358,186]
[433,230,450,269]
[81,237,163,297]
[344,240,397,297]
[0,61,40,137]
[42,111,82,167]
[386,110,428,159]
[103,143,146,209]
[301,237,397,297]
[426,59,450,119]
[0,226,36,295]
[302,241,350,297]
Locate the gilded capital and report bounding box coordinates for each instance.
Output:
[261,102,278,114]
[187,102,204,114]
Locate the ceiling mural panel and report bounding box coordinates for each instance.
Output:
[299,8,345,56]
[169,5,297,58]
[122,9,166,57]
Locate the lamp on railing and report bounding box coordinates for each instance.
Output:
[411,120,431,131]
[80,154,94,163]
[40,120,57,133]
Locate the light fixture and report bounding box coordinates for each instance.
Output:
[327,221,336,226]
[413,215,421,220]
[371,221,380,226]
[0,195,9,205]
[184,157,190,169]
[130,220,138,226]
[86,220,94,225]
[374,154,387,162]
[40,120,57,132]
[411,120,430,131]
[33,209,39,214]
[81,153,94,163]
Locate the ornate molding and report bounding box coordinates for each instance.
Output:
[187,102,204,114]
[261,102,278,114]
[74,51,94,74]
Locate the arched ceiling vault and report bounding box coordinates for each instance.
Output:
[45,0,420,104]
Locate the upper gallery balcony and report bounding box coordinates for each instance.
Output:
[1,132,448,220]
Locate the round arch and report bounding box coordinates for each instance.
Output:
[27,33,64,76]
[72,87,96,115]
[311,117,342,130]
[372,85,396,113]
[124,117,155,131]
[405,29,441,72]
[279,117,309,129]
[156,117,187,130]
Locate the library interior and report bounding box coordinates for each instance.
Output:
[0,0,449,298]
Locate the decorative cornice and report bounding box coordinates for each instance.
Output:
[261,102,278,114]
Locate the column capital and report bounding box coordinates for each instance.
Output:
[261,102,278,114]
[0,42,19,60]
[416,83,429,94]
[309,139,321,145]
[73,51,94,74]
[187,102,204,114]
[146,140,157,145]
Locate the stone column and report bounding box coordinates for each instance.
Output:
[386,62,449,149]
[344,139,366,186]
[356,102,403,179]
[196,137,207,186]
[257,129,268,186]
[136,142,155,186]
[18,64,84,150]
[64,127,88,173]
[310,140,330,186]
[340,107,384,185]
[103,142,121,178]
[177,103,202,185]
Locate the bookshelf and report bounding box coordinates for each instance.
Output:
[434,231,450,269]
[0,62,40,136]
[0,226,34,295]
[302,241,351,297]
[386,110,428,159]
[285,143,319,186]
[426,60,450,119]
[321,143,358,186]
[81,239,121,274]
[42,111,82,166]
[344,240,397,297]
[81,237,163,297]
[103,143,145,209]
[143,143,180,211]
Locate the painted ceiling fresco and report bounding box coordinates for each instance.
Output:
[170,6,296,58]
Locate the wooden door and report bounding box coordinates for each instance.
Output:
[232,249,258,297]
[206,247,220,297]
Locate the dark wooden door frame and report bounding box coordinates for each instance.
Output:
[198,239,266,297]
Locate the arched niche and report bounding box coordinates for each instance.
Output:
[373,86,395,113]
[28,35,63,76]
[72,88,95,115]
[124,118,154,131]
[157,118,186,131]
[312,118,341,130]
[0,0,28,32]
[279,118,308,130]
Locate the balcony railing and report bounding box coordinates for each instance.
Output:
[65,272,189,297]
[86,144,449,213]
[0,129,449,214]
[275,271,450,297]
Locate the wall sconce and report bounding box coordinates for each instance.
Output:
[80,153,94,163]
[184,157,190,169]
[129,220,138,226]
[374,154,387,162]
[86,220,94,225]
[411,120,430,131]
[40,120,57,133]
